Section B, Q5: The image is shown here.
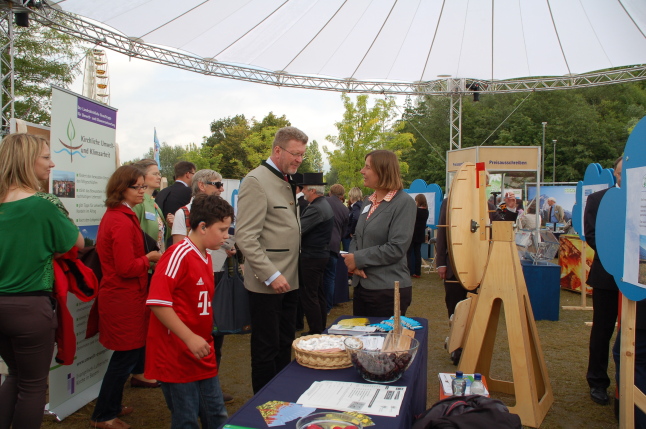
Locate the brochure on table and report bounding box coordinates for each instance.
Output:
[297,381,405,417]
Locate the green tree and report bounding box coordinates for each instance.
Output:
[325,94,414,191]
[401,82,646,188]
[140,142,188,184]
[3,17,83,126]
[184,143,222,172]
[204,112,291,179]
[299,139,323,173]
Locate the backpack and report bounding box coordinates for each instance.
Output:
[412,395,522,429]
[181,206,191,234]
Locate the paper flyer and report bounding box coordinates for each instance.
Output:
[624,166,646,288]
[297,381,405,417]
[256,401,316,427]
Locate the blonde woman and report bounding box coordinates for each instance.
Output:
[0,133,83,429]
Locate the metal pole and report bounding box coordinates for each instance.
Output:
[541,122,547,184]
[553,139,557,183]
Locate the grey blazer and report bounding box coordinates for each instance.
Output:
[236,162,301,294]
[350,190,416,290]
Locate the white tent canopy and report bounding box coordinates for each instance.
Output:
[48,0,646,84]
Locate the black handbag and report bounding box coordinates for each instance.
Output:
[212,257,252,335]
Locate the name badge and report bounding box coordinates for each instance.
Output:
[361,204,371,214]
[145,211,156,221]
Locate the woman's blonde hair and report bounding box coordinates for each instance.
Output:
[365,150,403,191]
[348,187,363,203]
[0,133,49,202]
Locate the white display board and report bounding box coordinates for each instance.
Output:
[47,87,118,420]
[407,192,437,226]
[624,166,646,288]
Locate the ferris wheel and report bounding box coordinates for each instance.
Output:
[82,48,110,105]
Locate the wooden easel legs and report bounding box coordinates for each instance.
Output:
[458,223,554,428]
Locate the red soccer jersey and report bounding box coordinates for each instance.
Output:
[145,238,217,383]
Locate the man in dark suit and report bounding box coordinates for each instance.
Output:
[155,161,196,222]
[299,173,334,335]
[323,184,349,313]
[585,156,622,405]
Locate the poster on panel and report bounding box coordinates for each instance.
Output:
[47,87,118,419]
[624,166,646,288]
[407,192,436,226]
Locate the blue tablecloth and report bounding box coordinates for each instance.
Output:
[521,260,561,321]
[221,316,429,429]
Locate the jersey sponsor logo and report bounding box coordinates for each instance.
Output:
[197,277,204,285]
[198,290,211,316]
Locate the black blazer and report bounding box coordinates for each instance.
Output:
[584,188,617,291]
[344,201,363,239]
[154,182,192,219]
[435,198,454,280]
[326,196,349,255]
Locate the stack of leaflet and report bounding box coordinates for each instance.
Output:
[327,318,377,335]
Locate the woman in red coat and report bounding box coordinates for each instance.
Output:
[90,165,161,429]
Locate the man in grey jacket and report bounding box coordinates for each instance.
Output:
[236,126,307,393]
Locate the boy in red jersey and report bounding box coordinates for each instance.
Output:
[145,193,233,428]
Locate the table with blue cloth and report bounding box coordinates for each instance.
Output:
[521,260,561,321]
[222,316,428,429]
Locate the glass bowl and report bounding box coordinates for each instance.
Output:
[344,333,419,383]
[295,411,363,429]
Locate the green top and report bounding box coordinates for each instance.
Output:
[133,193,170,252]
[0,194,79,293]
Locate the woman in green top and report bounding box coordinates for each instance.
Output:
[133,159,171,253]
[0,133,84,429]
[130,158,169,388]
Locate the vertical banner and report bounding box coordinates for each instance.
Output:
[48,87,118,419]
[558,234,594,295]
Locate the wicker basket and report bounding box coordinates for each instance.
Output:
[292,334,352,370]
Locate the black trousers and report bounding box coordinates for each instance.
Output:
[352,284,412,318]
[248,289,298,394]
[444,276,468,319]
[587,287,619,389]
[299,257,329,334]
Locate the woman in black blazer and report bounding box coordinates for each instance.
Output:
[408,194,429,278]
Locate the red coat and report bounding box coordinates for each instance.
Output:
[95,205,150,351]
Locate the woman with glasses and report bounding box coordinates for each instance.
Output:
[90,165,162,429]
[133,159,171,254]
[0,134,84,429]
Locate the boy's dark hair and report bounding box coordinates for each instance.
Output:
[174,161,196,178]
[189,194,234,231]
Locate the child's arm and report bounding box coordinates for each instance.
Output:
[150,306,211,360]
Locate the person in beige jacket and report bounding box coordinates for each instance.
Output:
[235,126,307,393]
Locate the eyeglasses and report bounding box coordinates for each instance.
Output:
[279,146,307,160]
[128,185,148,191]
[206,181,224,188]
[149,172,162,177]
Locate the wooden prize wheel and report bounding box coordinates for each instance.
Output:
[446,162,490,290]
[449,163,553,428]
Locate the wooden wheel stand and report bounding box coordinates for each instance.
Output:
[448,162,553,428]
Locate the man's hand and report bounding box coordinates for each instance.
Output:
[353,268,367,279]
[185,333,211,360]
[166,213,175,226]
[341,253,356,272]
[269,274,290,293]
[438,266,447,280]
[225,248,236,257]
